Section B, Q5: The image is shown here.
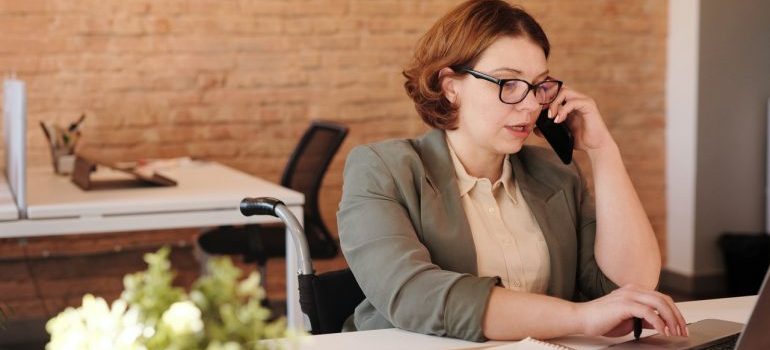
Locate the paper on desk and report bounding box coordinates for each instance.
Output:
[481,333,644,350]
[482,337,575,349]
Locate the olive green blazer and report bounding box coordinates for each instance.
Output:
[337,129,618,342]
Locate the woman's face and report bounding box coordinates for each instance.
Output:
[446,35,549,155]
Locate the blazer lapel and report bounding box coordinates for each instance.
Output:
[413,129,478,275]
[509,154,574,299]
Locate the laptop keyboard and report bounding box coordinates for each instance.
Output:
[702,334,739,350]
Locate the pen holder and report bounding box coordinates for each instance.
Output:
[40,115,86,176]
[53,149,76,175]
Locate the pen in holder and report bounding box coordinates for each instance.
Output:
[40,114,85,175]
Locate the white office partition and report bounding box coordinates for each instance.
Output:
[3,78,26,218]
[665,0,700,276]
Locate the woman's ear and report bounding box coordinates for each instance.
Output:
[439,67,460,104]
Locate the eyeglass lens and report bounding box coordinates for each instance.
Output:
[501,80,560,104]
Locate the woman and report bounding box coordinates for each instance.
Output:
[337,0,687,342]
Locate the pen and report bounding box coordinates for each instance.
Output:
[633,317,642,340]
[68,114,86,133]
[40,121,55,147]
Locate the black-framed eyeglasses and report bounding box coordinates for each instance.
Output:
[454,66,563,105]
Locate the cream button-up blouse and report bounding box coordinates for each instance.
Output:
[447,140,551,293]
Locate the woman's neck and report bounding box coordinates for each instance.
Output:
[446,131,505,182]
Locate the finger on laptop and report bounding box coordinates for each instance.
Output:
[629,302,668,336]
[615,285,686,337]
[631,291,685,336]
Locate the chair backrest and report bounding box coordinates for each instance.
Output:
[280,121,348,258]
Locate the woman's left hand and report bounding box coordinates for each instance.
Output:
[546,86,615,155]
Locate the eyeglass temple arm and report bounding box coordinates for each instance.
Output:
[453,66,501,85]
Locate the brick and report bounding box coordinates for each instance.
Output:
[0,55,43,74]
[416,0,464,16]
[0,0,49,14]
[312,18,343,35]
[305,34,361,51]
[146,0,188,15]
[0,14,56,34]
[183,0,240,15]
[164,36,231,54]
[0,261,31,282]
[286,1,349,17]
[238,1,287,16]
[350,1,403,16]
[232,36,292,53]
[233,18,284,35]
[0,278,42,302]
[283,18,314,35]
[1,299,47,320]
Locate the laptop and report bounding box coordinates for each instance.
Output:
[606,268,770,349]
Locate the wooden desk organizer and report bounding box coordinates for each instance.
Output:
[71,155,177,191]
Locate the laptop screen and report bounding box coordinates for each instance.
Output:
[736,268,770,349]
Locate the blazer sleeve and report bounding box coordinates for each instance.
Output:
[574,162,620,300]
[337,145,499,342]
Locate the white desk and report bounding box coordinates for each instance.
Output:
[273,296,758,350]
[0,161,308,330]
[0,162,303,237]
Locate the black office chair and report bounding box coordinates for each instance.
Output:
[197,121,349,297]
[240,197,365,334]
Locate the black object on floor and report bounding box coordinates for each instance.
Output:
[719,232,770,296]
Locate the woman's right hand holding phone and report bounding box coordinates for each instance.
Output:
[546,85,617,161]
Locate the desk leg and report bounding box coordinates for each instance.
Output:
[285,205,306,331]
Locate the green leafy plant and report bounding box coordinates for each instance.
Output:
[46,247,297,350]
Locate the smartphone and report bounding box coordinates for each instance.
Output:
[535,107,574,164]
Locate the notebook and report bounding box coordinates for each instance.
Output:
[486,337,574,350]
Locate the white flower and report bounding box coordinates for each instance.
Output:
[161,300,203,335]
[46,294,147,350]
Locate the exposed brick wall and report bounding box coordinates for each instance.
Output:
[0,233,201,321]
[0,0,667,319]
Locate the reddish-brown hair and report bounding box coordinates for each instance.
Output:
[403,0,550,130]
